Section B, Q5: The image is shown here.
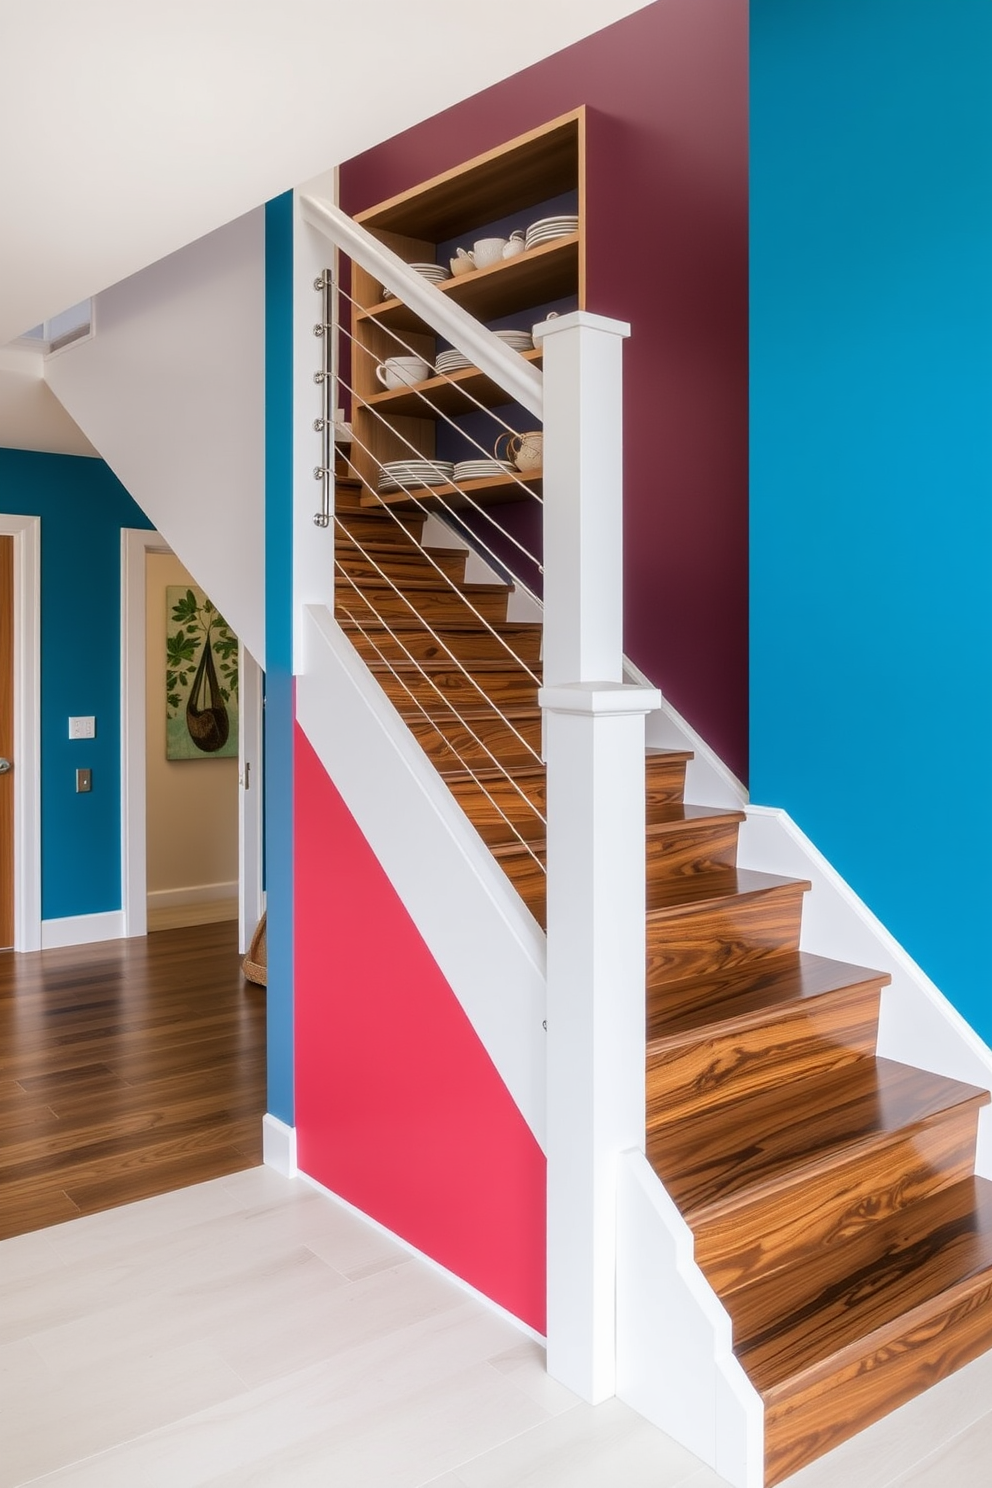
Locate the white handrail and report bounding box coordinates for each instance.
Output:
[299,193,544,421]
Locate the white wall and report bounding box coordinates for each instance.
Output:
[45,210,266,666]
[145,551,238,907]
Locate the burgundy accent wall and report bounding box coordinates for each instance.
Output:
[341,0,749,780]
[293,725,547,1331]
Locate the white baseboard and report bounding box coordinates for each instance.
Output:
[41,909,126,949]
[262,1114,298,1177]
[297,1165,546,1345]
[146,880,238,910]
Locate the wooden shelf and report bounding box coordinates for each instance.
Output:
[348,111,583,500]
[360,470,542,511]
[364,349,543,418]
[357,236,579,334]
[355,110,582,240]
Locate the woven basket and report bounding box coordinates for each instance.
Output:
[242,912,267,986]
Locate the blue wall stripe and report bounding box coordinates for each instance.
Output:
[264,191,296,1123]
[750,0,992,1041]
[0,449,152,919]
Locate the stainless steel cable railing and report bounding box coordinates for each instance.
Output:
[334,576,545,870]
[333,517,542,768]
[333,330,543,580]
[335,414,542,686]
[312,243,551,880]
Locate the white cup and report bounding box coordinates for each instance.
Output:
[472,237,507,269]
[375,356,430,390]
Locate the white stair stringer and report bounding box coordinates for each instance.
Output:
[297,603,548,1150]
[616,1150,764,1488]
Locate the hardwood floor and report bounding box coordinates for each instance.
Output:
[0,921,265,1240]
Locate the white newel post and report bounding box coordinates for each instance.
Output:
[534,312,660,1401]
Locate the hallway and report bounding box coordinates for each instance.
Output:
[0,922,264,1240]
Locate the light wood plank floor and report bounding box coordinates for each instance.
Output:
[1,1168,990,1488]
[0,922,265,1240]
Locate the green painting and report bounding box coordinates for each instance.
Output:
[165,586,239,760]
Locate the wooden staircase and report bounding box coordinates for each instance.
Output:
[333,481,992,1486]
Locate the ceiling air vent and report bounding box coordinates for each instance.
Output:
[17,299,93,355]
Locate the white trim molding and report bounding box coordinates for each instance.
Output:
[298,1165,546,1345]
[0,513,41,951]
[42,909,126,950]
[262,1114,298,1177]
[146,880,239,912]
[121,527,173,938]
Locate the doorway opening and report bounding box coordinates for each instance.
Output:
[0,514,41,952]
[121,529,263,951]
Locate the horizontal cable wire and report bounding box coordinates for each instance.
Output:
[336,421,543,686]
[333,517,543,766]
[336,365,543,581]
[336,278,544,476]
[335,591,546,870]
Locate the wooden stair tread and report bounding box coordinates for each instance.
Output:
[336,576,510,595]
[648,1056,990,1223]
[337,541,459,560]
[646,804,745,834]
[732,1175,992,1397]
[366,659,538,675]
[342,619,544,636]
[647,951,892,1043]
[644,867,810,918]
[439,762,546,784]
[400,702,539,721]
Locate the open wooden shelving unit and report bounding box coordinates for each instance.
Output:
[345,109,585,510]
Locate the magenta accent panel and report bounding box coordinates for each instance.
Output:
[341,0,749,780]
[293,724,548,1332]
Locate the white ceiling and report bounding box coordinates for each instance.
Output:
[0,0,653,348]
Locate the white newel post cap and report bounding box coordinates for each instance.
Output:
[532,309,632,343]
[539,680,661,716]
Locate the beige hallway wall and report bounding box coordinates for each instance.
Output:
[145,551,238,923]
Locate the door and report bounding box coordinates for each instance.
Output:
[1,535,13,948]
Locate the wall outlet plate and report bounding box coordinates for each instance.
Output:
[69,716,96,739]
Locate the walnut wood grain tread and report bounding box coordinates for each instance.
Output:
[644,867,810,919]
[744,1177,992,1483]
[336,576,510,597]
[647,951,891,1041]
[646,953,890,1125]
[649,1056,989,1228]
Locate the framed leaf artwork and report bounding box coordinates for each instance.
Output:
[165,586,239,760]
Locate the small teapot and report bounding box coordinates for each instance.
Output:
[494,429,543,474]
[502,231,526,259]
[449,247,476,277]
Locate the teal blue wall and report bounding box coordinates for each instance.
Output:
[264,191,295,1124]
[750,0,992,1040]
[0,449,153,919]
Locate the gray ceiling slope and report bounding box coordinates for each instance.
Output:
[0,0,654,346]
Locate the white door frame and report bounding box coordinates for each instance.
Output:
[0,514,41,951]
[121,528,264,946]
[238,645,264,953]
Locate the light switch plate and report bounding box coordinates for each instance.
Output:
[76,768,92,793]
[69,716,96,740]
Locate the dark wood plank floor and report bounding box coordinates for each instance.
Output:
[0,920,266,1239]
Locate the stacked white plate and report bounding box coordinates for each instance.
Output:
[434,349,472,375]
[494,329,534,352]
[380,262,449,300]
[453,459,514,482]
[525,214,579,250]
[378,459,455,493]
